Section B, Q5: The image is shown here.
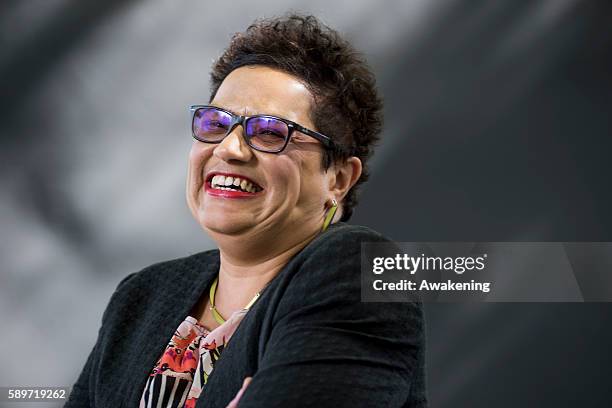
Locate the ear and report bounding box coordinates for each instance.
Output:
[327,156,362,203]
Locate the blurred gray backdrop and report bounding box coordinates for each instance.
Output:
[1,0,611,407]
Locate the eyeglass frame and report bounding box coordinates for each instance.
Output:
[189,104,335,154]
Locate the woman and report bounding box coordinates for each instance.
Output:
[66,14,427,408]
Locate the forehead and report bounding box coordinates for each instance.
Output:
[211,66,314,125]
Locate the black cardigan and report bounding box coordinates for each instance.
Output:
[66,222,428,407]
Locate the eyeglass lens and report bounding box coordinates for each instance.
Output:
[193,107,290,151]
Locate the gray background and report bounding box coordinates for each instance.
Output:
[1,0,611,406]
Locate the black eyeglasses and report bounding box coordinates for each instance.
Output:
[190,105,334,154]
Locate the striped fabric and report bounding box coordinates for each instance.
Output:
[139,309,249,408]
[142,374,192,408]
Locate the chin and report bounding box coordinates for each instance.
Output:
[201,214,252,236]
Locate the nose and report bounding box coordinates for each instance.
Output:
[213,125,253,162]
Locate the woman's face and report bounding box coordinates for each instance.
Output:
[186,66,331,239]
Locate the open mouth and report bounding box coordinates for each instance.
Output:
[206,173,263,194]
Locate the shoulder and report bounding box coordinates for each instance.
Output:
[314,221,390,244]
[286,222,393,279]
[272,222,400,308]
[100,249,219,324]
[296,222,392,263]
[269,222,425,347]
[110,249,218,297]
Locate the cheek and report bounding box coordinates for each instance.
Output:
[187,143,214,193]
[261,154,302,203]
[283,152,327,202]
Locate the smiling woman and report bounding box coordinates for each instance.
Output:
[66,13,427,408]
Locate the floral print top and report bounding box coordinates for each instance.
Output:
[139,309,249,408]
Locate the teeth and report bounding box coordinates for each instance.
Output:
[210,174,261,193]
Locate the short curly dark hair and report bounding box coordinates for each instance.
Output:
[209,13,383,221]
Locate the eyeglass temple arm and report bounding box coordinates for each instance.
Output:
[295,126,335,149]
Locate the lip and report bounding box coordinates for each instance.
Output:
[204,171,264,199]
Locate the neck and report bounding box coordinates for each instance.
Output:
[212,222,321,313]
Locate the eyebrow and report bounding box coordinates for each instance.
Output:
[209,103,251,116]
[213,104,287,119]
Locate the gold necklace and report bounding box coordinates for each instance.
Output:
[209,276,262,325]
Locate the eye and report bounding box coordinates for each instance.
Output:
[257,128,284,137]
[204,120,227,129]
[291,134,308,142]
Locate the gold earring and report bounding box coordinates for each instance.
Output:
[321,199,338,232]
